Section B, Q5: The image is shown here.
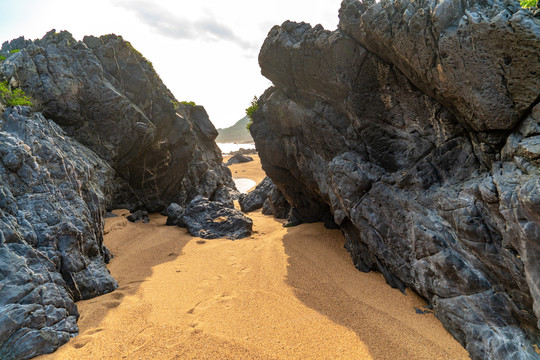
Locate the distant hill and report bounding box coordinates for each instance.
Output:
[216,116,253,143]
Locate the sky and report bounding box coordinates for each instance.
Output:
[0,0,343,128]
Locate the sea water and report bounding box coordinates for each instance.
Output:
[217,143,256,154]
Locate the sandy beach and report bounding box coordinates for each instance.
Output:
[37,156,469,360]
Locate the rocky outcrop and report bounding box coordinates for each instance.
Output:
[0,30,235,212]
[253,1,540,359]
[0,31,238,359]
[0,107,117,359]
[238,176,275,212]
[180,196,253,240]
[262,186,290,220]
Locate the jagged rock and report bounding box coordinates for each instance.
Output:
[253,2,540,359]
[226,153,254,166]
[181,196,253,240]
[238,176,274,212]
[0,30,235,212]
[0,30,239,360]
[262,186,290,219]
[126,210,149,223]
[209,185,237,208]
[165,203,185,227]
[0,107,117,360]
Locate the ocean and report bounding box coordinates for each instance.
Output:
[217,143,256,155]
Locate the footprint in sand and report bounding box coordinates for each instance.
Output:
[85,328,105,335]
[103,300,121,309]
[110,291,125,300]
[72,336,91,349]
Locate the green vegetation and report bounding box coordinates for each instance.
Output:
[245,96,259,131]
[0,49,21,62]
[180,101,197,107]
[520,0,536,7]
[125,41,154,69]
[216,116,253,143]
[0,81,33,107]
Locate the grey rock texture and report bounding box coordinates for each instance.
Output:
[181,196,253,240]
[165,203,185,227]
[225,153,254,166]
[0,30,235,212]
[0,107,117,360]
[238,176,275,212]
[0,30,238,359]
[262,186,290,220]
[253,1,540,359]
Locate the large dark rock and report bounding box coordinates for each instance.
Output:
[238,176,275,212]
[262,186,290,219]
[0,30,235,212]
[253,2,540,359]
[181,196,253,240]
[0,30,239,359]
[0,107,117,360]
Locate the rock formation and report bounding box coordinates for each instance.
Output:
[252,1,540,359]
[0,31,237,359]
[0,107,117,359]
[180,196,253,240]
[0,30,235,212]
[226,153,254,166]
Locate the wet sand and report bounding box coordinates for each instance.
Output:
[37,156,469,360]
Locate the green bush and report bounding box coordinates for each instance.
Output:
[180,101,197,107]
[10,49,20,54]
[0,81,33,107]
[520,0,536,7]
[245,96,259,131]
[0,55,5,62]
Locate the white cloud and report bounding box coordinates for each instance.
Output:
[0,0,343,128]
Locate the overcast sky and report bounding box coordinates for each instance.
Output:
[0,0,342,128]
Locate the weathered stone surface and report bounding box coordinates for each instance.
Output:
[0,30,235,212]
[254,3,540,358]
[238,176,274,212]
[0,30,239,359]
[0,107,117,360]
[181,196,253,240]
[165,203,185,227]
[338,0,540,131]
[126,210,149,224]
[225,153,254,166]
[262,186,290,219]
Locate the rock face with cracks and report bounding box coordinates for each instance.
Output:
[0,30,235,212]
[0,31,237,359]
[252,1,540,359]
[181,196,253,240]
[0,107,117,360]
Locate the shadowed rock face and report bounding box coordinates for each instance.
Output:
[0,31,238,359]
[0,107,117,360]
[253,1,540,359]
[0,30,235,211]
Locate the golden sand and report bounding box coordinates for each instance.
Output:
[37,157,469,360]
[224,154,266,191]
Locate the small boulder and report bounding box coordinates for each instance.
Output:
[165,203,185,226]
[182,196,253,239]
[126,209,149,223]
[226,154,254,166]
[239,176,275,212]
